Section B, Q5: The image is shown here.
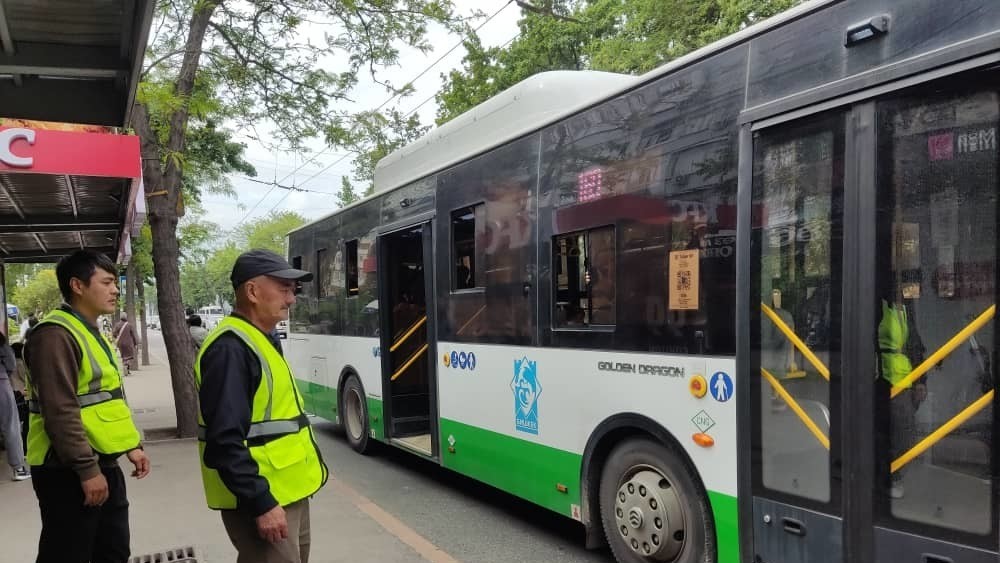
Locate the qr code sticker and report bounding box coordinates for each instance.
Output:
[677,270,691,291]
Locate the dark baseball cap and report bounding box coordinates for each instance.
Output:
[230,249,313,288]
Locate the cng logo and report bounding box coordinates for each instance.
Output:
[512,357,540,435]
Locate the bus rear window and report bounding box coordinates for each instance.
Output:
[553,226,615,327]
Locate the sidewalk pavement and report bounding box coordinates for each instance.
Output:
[0,340,433,563]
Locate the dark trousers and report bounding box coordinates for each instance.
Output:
[32,465,130,563]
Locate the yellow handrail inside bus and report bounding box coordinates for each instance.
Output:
[761,367,830,450]
[891,389,994,473]
[890,305,995,398]
[456,305,487,336]
[390,316,427,353]
[391,343,429,381]
[761,303,830,381]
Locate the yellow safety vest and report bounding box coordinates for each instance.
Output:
[25,309,141,465]
[195,316,327,510]
[878,300,912,388]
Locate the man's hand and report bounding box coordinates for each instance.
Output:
[81,473,109,507]
[127,448,151,479]
[256,505,288,544]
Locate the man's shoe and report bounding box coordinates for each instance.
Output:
[12,466,30,481]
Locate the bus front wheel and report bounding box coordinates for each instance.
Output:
[599,438,714,563]
[341,375,372,454]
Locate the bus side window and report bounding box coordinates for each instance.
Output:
[553,226,615,327]
[451,204,485,291]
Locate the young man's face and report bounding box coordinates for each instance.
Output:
[72,268,119,316]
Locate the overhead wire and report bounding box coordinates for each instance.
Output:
[235,1,517,219]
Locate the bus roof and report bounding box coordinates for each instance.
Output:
[372,70,638,194]
[290,0,835,236]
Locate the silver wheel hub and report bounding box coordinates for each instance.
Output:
[346,388,364,440]
[614,469,686,561]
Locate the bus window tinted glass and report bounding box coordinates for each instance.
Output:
[752,114,844,504]
[346,240,359,296]
[554,227,615,327]
[452,205,485,290]
[875,90,997,540]
[316,248,330,298]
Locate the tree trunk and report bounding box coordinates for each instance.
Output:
[125,261,138,371]
[130,2,218,439]
[138,280,150,366]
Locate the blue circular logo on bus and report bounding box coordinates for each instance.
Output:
[467,352,477,371]
[458,351,468,369]
[451,351,459,369]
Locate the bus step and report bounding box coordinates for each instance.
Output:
[392,416,429,435]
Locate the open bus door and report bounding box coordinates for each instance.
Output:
[377,221,439,458]
[744,75,1000,563]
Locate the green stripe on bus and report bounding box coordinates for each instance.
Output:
[708,490,739,563]
[439,418,583,516]
[297,383,737,559]
[295,380,385,441]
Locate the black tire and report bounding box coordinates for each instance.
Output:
[340,374,373,454]
[599,438,715,563]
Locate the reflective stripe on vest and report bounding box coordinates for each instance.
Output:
[25,310,141,465]
[196,413,309,441]
[194,316,327,510]
[27,387,124,414]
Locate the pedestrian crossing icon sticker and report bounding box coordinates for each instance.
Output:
[709,371,733,403]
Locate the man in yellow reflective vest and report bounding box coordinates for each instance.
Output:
[24,250,150,563]
[879,297,926,500]
[197,249,327,563]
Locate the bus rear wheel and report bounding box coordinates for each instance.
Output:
[599,439,714,563]
[341,374,372,454]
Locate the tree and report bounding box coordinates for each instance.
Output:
[134,1,459,437]
[235,211,308,255]
[332,108,429,195]
[337,176,359,208]
[436,0,803,123]
[14,270,62,316]
[131,225,155,366]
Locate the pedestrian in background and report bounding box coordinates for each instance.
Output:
[10,341,28,454]
[0,332,29,481]
[113,313,138,374]
[25,250,150,563]
[196,249,327,563]
[187,314,208,351]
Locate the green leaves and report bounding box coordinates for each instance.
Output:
[436,0,803,123]
[11,269,61,316]
[177,211,308,309]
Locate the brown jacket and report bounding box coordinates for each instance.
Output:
[25,316,128,479]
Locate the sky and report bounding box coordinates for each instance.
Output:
[200,1,522,235]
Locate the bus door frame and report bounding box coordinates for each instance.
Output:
[739,58,1000,562]
[376,214,440,458]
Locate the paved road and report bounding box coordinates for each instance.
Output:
[143,328,613,563]
[312,421,613,563]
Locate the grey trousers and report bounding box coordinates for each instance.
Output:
[0,378,24,468]
[890,388,917,482]
[221,500,311,563]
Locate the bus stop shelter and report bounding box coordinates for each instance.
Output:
[0,0,154,320]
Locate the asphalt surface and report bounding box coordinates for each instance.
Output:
[311,421,614,563]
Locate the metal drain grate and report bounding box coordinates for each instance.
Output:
[129,546,198,563]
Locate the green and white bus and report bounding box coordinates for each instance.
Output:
[285,1,1000,561]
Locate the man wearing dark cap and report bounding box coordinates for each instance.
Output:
[195,249,328,563]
